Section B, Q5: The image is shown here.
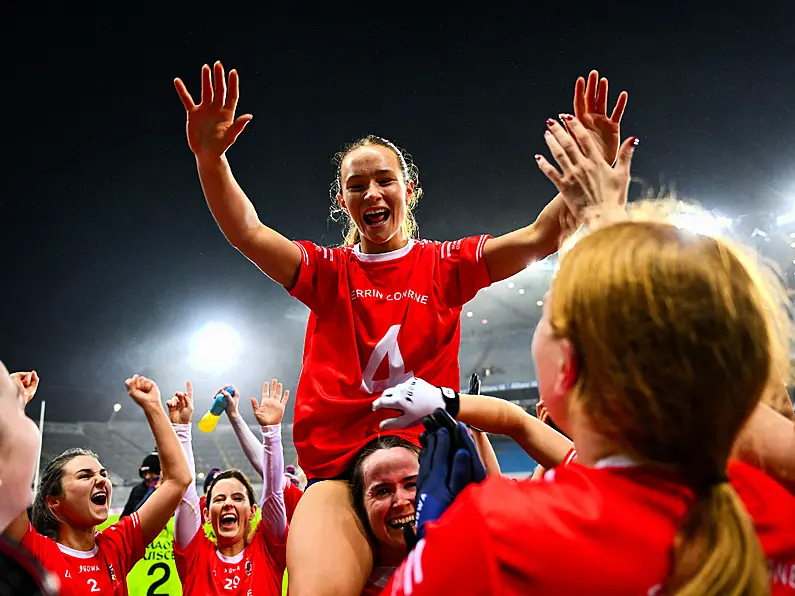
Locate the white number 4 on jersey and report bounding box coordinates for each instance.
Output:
[360,325,414,394]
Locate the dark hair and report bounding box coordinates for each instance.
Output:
[205,469,256,507]
[350,436,420,541]
[329,135,423,246]
[203,467,223,495]
[32,448,99,539]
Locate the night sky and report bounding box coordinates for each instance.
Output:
[4,7,795,422]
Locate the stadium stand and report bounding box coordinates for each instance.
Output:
[40,419,297,487]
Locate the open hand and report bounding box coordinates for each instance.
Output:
[250,378,289,426]
[536,115,636,226]
[174,61,253,160]
[125,375,162,410]
[572,70,629,165]
[10,370,39,406]
[166,381,195,425]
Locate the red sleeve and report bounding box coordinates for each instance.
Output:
[173,522,210,581]
[284,482,303,523]
[288,241,341,315]
[381,497,495,595]
[436,235,492,309]
[97,510,146,576]
[20,523,60,565]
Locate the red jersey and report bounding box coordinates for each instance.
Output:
[284,480,303,523]
[383,459,795,595]
[290,236,492,478]
[174,519,287,595]
[21,512,144,596]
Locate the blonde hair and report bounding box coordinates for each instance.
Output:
[548,200,791,595]
[329,135,423,246]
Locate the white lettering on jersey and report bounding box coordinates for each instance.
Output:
[87,578,100,592]
[79,564,101,573]
[361,325,414,394]
[64,570,72,578]
[400,538,426,595]
[770,559,795,589]
[350,287,428,304]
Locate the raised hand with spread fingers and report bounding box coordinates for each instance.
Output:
[174,62,253,161]
[535,115,636,228]
[572,69,629,166]
[250,379,290,427]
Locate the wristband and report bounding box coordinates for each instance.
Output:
[440,387,460,418]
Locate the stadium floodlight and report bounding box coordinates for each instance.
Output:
[189,322,243,374]
[777,212,795,227]
[673,211,732,237]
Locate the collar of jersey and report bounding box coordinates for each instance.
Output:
[353,239,415,262]
[57,542,99,558]
[592,453,639,469]
[215,548,246,564]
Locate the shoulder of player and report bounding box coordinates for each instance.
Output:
[728,459,795,526]
[294,241,351,264]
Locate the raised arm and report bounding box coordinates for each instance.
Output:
[483,70,631,282]
[374,378,573,469]
[165,381,203,549]
[249,379,290,541]
[174,62,302,288]
[224,386,264,478]
[2,369,41,542]
[126,375,192,546]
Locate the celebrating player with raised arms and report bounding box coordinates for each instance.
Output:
[4,375,192,596]
[169,380,288,596]
[174,62,629,595]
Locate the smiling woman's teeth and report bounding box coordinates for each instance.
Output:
[387,515,415,529]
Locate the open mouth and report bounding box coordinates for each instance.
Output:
[363,208,391,227]
[220,512,238,531]
[386,514,415,530]
[90,492,108,506]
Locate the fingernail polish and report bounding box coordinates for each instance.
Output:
[561,113,574,121]
[632,137,640,146]
[544,130,552,137]
[534,154,542,161]
[546,118,556,127]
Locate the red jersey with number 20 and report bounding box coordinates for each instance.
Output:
[173,520,287,596]
[383,459,795,595]
[21,512,144,596]
[289,236,492,479]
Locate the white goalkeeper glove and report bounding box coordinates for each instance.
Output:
[373,377,460,430]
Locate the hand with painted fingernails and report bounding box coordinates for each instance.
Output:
[174,61,253,161]
[536,114,636,229]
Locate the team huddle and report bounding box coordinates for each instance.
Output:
[2,63,795,595]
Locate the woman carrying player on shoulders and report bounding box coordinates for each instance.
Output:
[174,63,629,595]
[169,379,289,595]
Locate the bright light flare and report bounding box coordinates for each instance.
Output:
[673,211,732,237]
[189,322,243,374]
[113,403,122,413]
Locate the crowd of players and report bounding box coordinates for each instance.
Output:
[1,63,795,595]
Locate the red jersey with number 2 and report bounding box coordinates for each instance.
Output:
[289,236,492,479]
[21,512,144,596]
